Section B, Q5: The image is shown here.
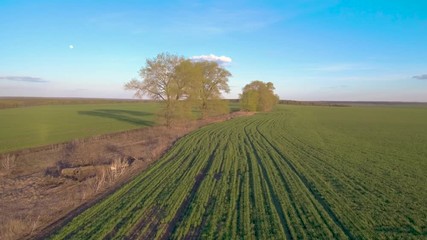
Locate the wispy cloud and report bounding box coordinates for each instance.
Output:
[89,5,281,36]
[413,74,427,80]
[308,63,372,72]
[191,54,232,66]
[172,8,281,35]
[0,76,48,83]
[300,73,409,82]
[329,85,349,89]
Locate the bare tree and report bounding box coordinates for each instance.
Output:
[125,53,186,126]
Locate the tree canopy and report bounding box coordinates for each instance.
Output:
[240,80,279,112]
[195,61,231,117]
[124,53,185,101]
[125,53,231,126]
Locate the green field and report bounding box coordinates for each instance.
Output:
[49,105,427,239]
[0,102,159,153]
[0,97,145,109]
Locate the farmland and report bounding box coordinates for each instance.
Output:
[49,105,427,239]
[0,102,159,153]
[0,97,144,109]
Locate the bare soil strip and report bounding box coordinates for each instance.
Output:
[0,112,252,240]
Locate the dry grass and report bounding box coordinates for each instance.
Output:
[0,218,28,240]
[0,154,16,173]
[0,112,252,240]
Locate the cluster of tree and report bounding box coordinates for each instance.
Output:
[125,53,231,126]
[240,80,279,112]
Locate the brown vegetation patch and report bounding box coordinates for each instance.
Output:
[0,111,252,240]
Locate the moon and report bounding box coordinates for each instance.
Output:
[69,45,74,49]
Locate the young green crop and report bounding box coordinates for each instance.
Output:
[0,102,159,153]
[49,105,427,239]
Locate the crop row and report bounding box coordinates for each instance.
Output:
[50,106,427,239]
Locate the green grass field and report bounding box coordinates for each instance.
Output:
[0,97,144,109]
[0,102,159,153]
[49,105,427,239]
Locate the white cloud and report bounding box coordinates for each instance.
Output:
[190,54,232,65]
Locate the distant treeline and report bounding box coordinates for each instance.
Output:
[0,97,149,109]
[2,97,424,110]
[279,100,427,107]
[228,99,349,107]
[279,100,350,107]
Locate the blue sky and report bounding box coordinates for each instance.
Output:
[1,0,426,101]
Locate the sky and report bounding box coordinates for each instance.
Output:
[1,0,426,101]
